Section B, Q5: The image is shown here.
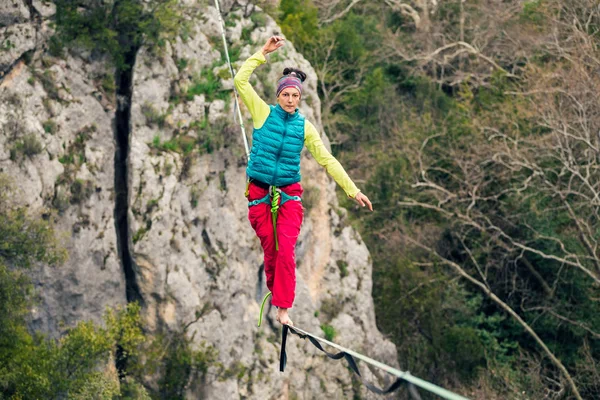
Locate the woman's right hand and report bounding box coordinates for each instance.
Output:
[262,36,285,56]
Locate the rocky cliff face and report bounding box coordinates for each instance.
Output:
[0,1,398,398]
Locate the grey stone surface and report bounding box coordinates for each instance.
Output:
[32,0,56,18]
[0,51,125,335]
[0,0,30,27]
[0,23,36,74]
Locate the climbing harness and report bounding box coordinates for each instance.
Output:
[214,0,250,160]
[247,185,301,251]
[257,291,271,327]
[280,325,471,400]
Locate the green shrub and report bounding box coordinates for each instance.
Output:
[241,26,253,43]
[101,74,116,94]
[120,377,152,399]
[151,333,218,398]
[176,58,189,71]
[13,134,43,158]
[521,0,545,24]
[149,118,228,157]
[70,179,94,204]
[227,44,241,64]
[0,302,143,399]
[53,0,183,70]
[146,199,159,213]
[150,135,195,154]
[336,260,349,278]
[1,39,16,52]
[278,0,319,47]
[320,324,336,341]
[132,218,152,244]
[164,162,173,176]
[220,361,247,381]
[52,187,70,213]
[196,118,227,154]
[439,326,486,380]
[39,69,59,99]
[152,135,161,148]
[43,119,57,134]
[48,35,64,57]
[162,140,178,152]
[58,153,74,165]
[186,69,227,102]
[142,103,167,127]
[190,186,200,208]
[179,21,193,42]
[320,296,343,321]
[250,12,267,27]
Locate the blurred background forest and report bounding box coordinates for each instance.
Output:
[1,0,599,399]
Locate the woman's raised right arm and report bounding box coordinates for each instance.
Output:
[233,51,271,129]
[234,37,285,129]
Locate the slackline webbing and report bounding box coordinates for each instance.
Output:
[214,0,250,160]
[280,325,470,400]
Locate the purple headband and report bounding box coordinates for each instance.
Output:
[276,74,303,98]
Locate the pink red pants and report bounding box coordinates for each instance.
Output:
[247,181,303,308]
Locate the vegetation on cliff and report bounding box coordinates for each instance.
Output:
[0,175,216,399]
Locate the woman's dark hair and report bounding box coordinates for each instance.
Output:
[282,67,307,82]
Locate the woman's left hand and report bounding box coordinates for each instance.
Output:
[353,192,373,211]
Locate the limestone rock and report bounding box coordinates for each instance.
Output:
[0,0,30,26]
[32,0,56,18]
[0,51,125,335]
[0,23,36,74]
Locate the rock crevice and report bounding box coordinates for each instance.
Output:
[114,50,144,305]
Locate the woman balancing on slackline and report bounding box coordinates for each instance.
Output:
[234,36,373,327]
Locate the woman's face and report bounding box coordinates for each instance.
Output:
[277,87,300,113]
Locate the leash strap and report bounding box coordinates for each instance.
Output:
[279,325,421,398]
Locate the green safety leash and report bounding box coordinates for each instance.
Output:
[270,187,281,251]
[257,291,272,327]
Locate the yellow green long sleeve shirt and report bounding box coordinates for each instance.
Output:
[233,51,360,198]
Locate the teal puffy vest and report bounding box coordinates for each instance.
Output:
[246,104,305,187]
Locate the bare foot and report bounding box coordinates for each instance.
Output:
[276,308,293,326]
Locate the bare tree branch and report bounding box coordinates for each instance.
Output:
[403,235,583,400]
[384,0,422,29]
[319,0,363,24]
